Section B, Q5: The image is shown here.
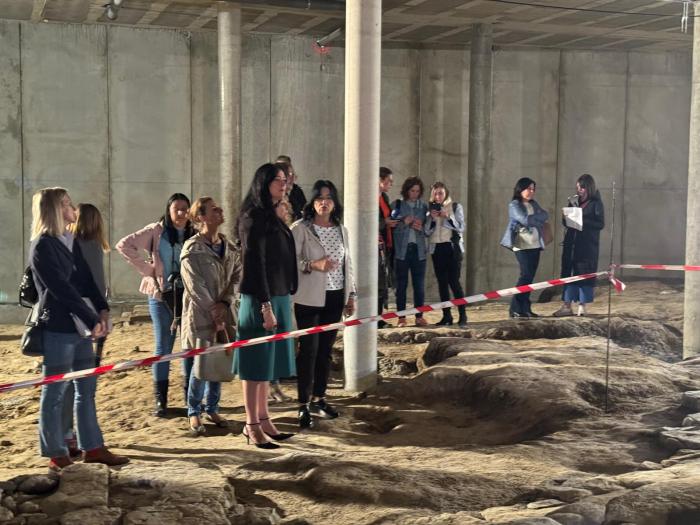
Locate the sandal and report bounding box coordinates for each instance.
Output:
[204,413,230,428]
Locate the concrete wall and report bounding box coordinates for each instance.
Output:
[0,19,691,309]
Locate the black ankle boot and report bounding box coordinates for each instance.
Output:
[154,380,169,417]
[435,309,453,326]
[458,307,468,328]
[298,404,313,429]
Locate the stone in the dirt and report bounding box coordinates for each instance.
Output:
[546,513,585,525]
[17,500,41,513]
[539,486,593,503]
[682,412,700,426]
[639,461,662,470]
[24,513,52,525]
[60,506,122,525]
[17,474,59,495]
[659,426,700,451]
[0,506,13,521]
[0,440,12,447]
[40,463,109,516]
[123,507,183,524]
[503,518,562,525]
[681,391,700,412]
[3,495,17,512]
[547,496,611,525]
[526,500,563,510]
[605,476,700,524]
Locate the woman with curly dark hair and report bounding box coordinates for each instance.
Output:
[391,176,429,327]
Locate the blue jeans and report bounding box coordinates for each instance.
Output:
[40,331,103,458]
[511,249,540,315]
[395,243,427,318]
[563,283,594,304]
[148,298,177,381]
[187,374,221,417]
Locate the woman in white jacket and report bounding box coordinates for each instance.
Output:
[291,180,356,429]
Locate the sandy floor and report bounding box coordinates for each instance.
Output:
[0,279,696,524]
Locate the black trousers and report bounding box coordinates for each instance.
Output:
[431,242,465,317]
[511,248,540,315]
[294,289,345,404]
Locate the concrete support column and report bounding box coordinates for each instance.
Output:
[466,24,493,294]
[217,1,241,238]
[343,0,381,392]
[684,7,700,359]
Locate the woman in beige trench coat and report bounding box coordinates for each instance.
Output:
[180,197,241,436]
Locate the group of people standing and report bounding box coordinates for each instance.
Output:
[501,174,605,318]
[378,168,468,328]
[27,156,604,469]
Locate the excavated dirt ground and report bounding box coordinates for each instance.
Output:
[1,280,700,524]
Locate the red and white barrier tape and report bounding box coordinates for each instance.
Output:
[0,270,614,394]
[615,264,700,272]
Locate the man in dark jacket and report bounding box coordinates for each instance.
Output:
[276,155,306,221]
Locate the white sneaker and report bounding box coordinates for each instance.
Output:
[577,304,586,317]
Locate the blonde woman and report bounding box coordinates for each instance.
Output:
[29,188,128,470]
[180,197,241,435]
[63,203,111,457]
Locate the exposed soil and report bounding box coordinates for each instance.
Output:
[1,280,699,524]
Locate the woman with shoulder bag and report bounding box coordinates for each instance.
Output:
[116,193,194,417]
[234,163,297,449]
[30,187,128,471]
[500,177,549,318]
[180,197,241,436]
[291,180,356,429]
[424,182,467,327]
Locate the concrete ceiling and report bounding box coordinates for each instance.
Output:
[0,0,694,51]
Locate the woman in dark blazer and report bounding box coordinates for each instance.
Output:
[29,187,128,470]
[234,163,297,449]
[554,174,605,317]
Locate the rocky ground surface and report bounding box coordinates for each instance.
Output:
[1,280,700,524]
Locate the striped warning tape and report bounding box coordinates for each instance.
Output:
[0,269,614,394]
[615,264,700,272]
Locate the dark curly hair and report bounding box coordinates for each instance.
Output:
[400,176,424,200]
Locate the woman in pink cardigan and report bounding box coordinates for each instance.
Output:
[116,193,194,417]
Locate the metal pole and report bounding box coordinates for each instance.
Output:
[604,181,616,412]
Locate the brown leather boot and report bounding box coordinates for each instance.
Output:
[48,455,73,472]
[83,447,129,466]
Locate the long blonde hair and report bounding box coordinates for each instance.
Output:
[71,203,110,252]
[30,187,68,240]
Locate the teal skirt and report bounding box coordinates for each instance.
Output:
[233,294,296,381]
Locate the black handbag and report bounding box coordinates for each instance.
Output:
[20,304,43,357]
[19,267,38,308]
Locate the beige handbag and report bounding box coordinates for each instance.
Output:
[513,226,540,250]
[193,329,235,383]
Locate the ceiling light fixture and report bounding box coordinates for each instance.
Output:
[103,0,124,22]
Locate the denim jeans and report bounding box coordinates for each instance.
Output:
[40,331,103,458]
[563,283,594,304]
[511,249,540,315]
[148,298,177,381]
[187,374,221,417]
[395,243,426,318]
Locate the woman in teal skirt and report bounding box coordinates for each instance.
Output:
[234,163,298,449]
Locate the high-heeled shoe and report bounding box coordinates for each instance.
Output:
[259,417,294,441]
[242,423,280,449]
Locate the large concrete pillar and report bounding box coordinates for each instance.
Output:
[217,2,241,238]
[466,24,493,294]
[343,0,381,392]
[684,7,700,359]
